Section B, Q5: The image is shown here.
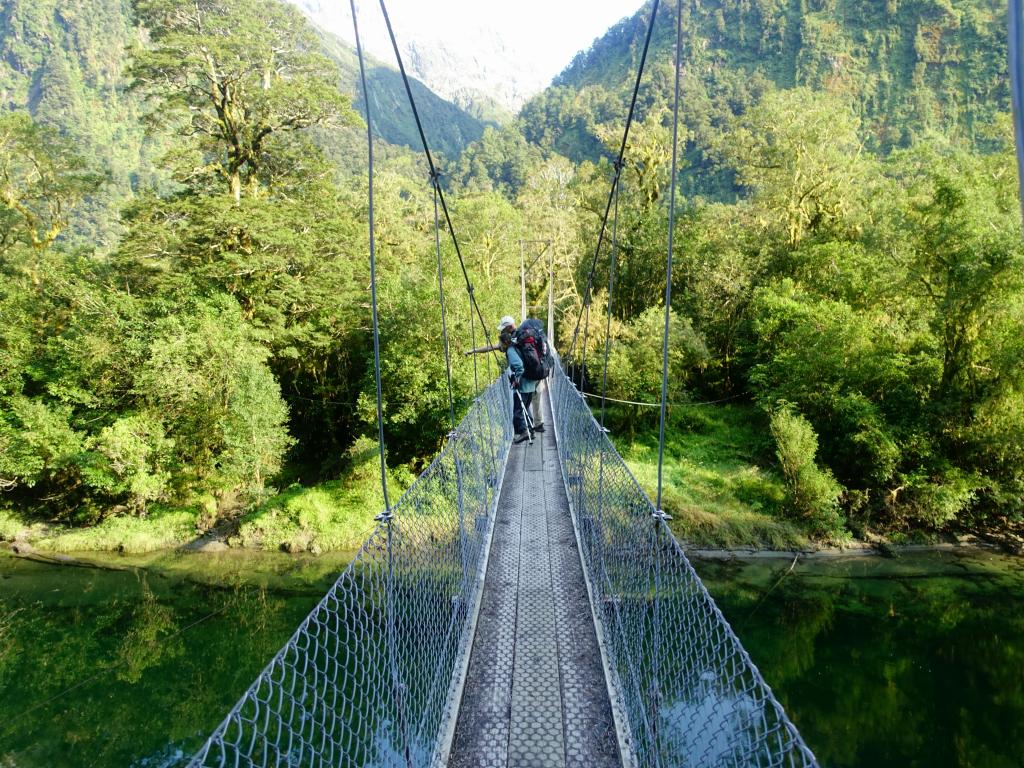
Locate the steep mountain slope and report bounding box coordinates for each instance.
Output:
[520,0,1009,192]
[315,27,490,159]
[0,0,486,247]
[0,0,151,247]
[401,35,518,123]
[285,0,532,119]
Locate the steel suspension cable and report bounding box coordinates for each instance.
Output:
[580,294,592,389]
[348,0,389,514]
[1011,0,1024,223]
[377,0,502,368]
[374,0,500,493]
[348,2,410,764]
[380,0,499,400]
[656,0,685,512]
[565,0,662,362]
[599,175,622,429]
[433,180,458,431]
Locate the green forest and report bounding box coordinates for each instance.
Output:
[1,0,1021,553]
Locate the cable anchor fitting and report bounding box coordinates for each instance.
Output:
[375,510,394,524]
[652,509,672,522]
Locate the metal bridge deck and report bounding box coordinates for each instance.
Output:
[447,389,623,768]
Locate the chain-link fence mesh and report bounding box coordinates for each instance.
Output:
[189,377,513,768]
[192,357,817,768]
[551,360,819,768]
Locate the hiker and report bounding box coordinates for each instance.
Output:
[493,313,544,444]
[465,315,551,441]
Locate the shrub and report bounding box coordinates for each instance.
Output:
[237,437,413,552]
[896,467,984,527]
[769,404,845,537]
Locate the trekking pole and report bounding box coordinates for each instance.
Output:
[523,392,536,437]
[512,386,535,445]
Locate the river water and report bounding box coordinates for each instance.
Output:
[0,547,1020,766]
[692,549,1024,768]
[0,549,354,767]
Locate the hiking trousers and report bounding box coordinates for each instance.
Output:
[531,378,545,426]
[513,390,534,435]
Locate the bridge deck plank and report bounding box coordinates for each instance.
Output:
[448,387,622,768]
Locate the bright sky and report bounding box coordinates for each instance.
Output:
[371,0,646,81]
[298,0,647,93]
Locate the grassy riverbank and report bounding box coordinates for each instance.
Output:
[610,403,826,550]
[612,402,1024,553]
[0,438,412,555]
[4,403,1015,556]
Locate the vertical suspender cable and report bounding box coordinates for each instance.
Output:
[469,301,481,394]
[434,179,470,593]
[348,3,408,764]
[652,2,684,759]
[348,0,389,514]
[434,179,458,431]
[591,173,622,630]
[600,175,621,428]
[580,300,592,389]
[656,0,685,513]
[1010,0,1024,224]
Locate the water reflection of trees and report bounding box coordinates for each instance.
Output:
[696,555,1024,768]
[0,564,321,767]
[0,604,23,682]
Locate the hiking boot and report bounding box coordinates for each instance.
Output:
[533,423,545,432]
[513,432,529,444]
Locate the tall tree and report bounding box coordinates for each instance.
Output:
[0,113,101,257]
[894,144,1024,403]
[716,87,871,247]
[515,157,581,346]
[129,0,355,202]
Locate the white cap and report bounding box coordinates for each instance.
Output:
[497,315,516,332]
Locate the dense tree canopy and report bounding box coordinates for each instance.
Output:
[0,113,102,253]
[130,0,355,201]
[1,0,1022,549]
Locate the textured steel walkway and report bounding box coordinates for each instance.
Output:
[448,390,622,768]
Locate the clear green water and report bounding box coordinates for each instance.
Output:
[0,549,354,767]
[1,548,1021,767]
[692,550,1024,768]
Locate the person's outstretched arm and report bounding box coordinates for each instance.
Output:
[463,343,501,357]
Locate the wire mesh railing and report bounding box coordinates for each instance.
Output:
[551,359,819,768]
[189,377,513,768]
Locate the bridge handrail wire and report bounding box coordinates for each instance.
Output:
[550,354,820,768]
[188,376,514,767]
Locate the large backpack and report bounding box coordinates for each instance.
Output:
[514,319,553,380]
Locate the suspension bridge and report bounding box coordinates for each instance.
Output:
[189,361,817,767]
[184,0,1024,763]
